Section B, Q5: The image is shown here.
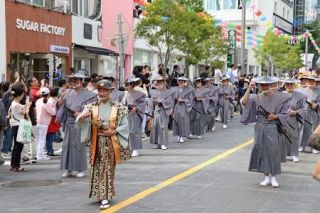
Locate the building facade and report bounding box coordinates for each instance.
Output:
[204,0,294,75]
[0,0,6,81]
[5,0,72,83]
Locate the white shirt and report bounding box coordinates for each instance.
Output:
[214,69,223,85]
[9,101,25,126]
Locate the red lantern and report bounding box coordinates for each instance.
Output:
[255,11,262,16]
[236,25,241,30]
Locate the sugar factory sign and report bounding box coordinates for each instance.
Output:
[16,18,66,36]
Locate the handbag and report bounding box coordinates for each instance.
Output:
[308,133,320,151]
[16,117,32,144]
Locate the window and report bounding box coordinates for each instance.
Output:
[283,7,285,17]
[206,0,221,10]
[274,2,277,13]
[223,0,236,9]
[17,0,45,7]
[287,10,289,19]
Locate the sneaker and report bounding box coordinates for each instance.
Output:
[141,133,147,138]
[259,177,271,187]
[179,137,185,143]
[298,147,303,152]
[223,124,227,129]
[62,170,73,178]
[196,135,202,139]
[47,153,59,157]
[161,145,167,150]
[132,150,139,157]
[271,176,279,188]
[153,145,161,149]
[292,156,299,162]
[55,148,62,155]
[188,134,194,139]
[37,157,51,161]
[76,172,85,178]
[312,149,319,154]
[212,126,215,131]
[100,200,110,210]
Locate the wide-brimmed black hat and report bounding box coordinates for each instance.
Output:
[96,80,114,90]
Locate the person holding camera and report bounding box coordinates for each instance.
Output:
[35,87,56,161]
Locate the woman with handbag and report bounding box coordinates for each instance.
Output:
[9,83,30,172]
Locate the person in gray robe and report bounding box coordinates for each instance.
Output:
[241,76,291,188]
[280,78,306,162]
[173,77,194,143]
[122,76,146,157]
[148,76,175,150]
[218,76,235,129]
[56,73,98,178]
[204,77,220,131]
[190,78,210,138]
[298,76,320,153]
[103,75,124,102]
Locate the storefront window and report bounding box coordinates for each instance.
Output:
[223,0,236,9]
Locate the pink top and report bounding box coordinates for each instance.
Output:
[35,97,57,126]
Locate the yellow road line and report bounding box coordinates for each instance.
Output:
[102,139,254,213]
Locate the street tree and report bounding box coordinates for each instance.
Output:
[135,0,185,69]
[255,31,303,75]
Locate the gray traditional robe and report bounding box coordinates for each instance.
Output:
[190,87,210,136]
[111,89,124,103]
[284,90,306,157]
[60,88,97,172]
[205,85,220,130]
[123,90,146,150]
[173,86,194,137]
[149,88,175,146]
[241,92,291,175]
[218,85,235,125]
[298,87,320,149]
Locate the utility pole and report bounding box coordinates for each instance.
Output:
[240,0,246,75]
[117,13,125,86]
[305,33,309,71]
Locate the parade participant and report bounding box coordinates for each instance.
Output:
[77,80,130,210]
[204,77,219,131]
[241,76,291,188]
[57,73,97,178]
[173,77,194,143]
[149,76,175,150]
[122,76,146,157]
[316,77,320,89]
[104,74,124,102]
[299,76,320,153]
[280,78,306,162]
[190,78,210,139]
[218,76,235,129]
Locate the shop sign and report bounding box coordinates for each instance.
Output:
[50,45,69,54]
[227,30,236,67]
[16,18,66,36]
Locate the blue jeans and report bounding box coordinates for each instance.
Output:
[2,124,12,153]
[46,132,56,155]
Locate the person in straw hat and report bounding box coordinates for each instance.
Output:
[148,75,175,150]
[241,76,291,188]
[56,73,97,178]
[172,76,194,143]
[280,77,306,162]
[121,76,146,157]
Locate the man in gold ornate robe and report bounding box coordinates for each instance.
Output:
[78,80,131,210]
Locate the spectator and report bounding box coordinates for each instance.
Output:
[170,65,183,87]
[9,83,30,172]
[213,68,223,86]
[46,87,60,156]
[35,87,56,161]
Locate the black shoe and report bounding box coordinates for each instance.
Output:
[47,153,59,157]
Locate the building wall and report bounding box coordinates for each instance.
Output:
[101,0,134,78]
[0,0,6,81]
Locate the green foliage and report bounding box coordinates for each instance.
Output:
[255,31,303,73]
[135,0,227,71]
[301,20,320,69]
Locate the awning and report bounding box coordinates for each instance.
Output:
[73,44,118,56]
